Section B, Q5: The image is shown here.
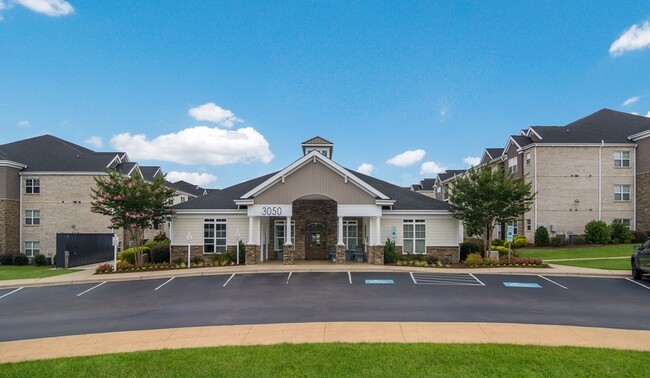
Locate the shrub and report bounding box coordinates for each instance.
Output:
[465,238,484,251]
[34,254,46,266]
[150,242,170,264]
[550,235,567,247]
[460,241,482,262]
[534,226,550,247]
[172,257,185,265]
[238,240,246,264]
[491,239,504,247]
[13,254,29,266]
[503,241,511,248]
[573,234,587,245]
[116,260,133,270]
[153,231,169,242]
[463,253,484,267]
[117,246,150,265]
[512,235,527,248]
[425,255,438,265]
[584,220,611,244]
[96,263,113,273]
[384,238,396,264]
[190,256,204,265]
[610,221,633,244]
[0,253,15,265]
[633,231,648,244]
[495,246,510,255]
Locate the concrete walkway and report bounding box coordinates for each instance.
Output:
[1,262,642,364]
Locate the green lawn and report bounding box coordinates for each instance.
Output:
[517,244,635,260]
[549,258,631,270]
[0,266,80,281]
[1,344,647,377]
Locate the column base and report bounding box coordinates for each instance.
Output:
[283,244,295,265]
[368,245,385,265]
[335,244,346,264]
[245,244,260,265]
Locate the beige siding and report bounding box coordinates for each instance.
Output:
[637,137,650,174]
[0,166,20,200]
[381,215,459,248]
[170,215,250,247]
[255,161,375,205]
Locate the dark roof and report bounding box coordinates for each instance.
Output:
[301,136,333,145]
[438,170,466,182]
[411,184,422,191]
[0,135,122,172]
[530,109,650,144]
[166,180,208,197]
[140,166,161,181]
[173,169,453,212]
[419,178,436,191]
[116,162,138,175]
[510,135,533,148]
[485,148,503,159]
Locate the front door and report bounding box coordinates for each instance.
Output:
[305,222,327,259]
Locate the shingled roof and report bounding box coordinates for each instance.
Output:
[438,170,466,182]
[166,180,208,197]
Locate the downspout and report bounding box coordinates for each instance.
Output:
[598,140,603,221]
[534,146,538,231]
[19,174,23,255]
[633,144,637,230]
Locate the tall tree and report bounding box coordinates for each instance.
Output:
[449,167,535,256]
[90,169,176,264]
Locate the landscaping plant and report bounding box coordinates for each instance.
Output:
[584,220,611,244]
[534,226,550,246]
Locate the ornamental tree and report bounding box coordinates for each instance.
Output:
[449,167,535,257]
[90,169,176,265]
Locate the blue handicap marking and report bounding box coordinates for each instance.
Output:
[365,279,394,284]
[503,282,542,288]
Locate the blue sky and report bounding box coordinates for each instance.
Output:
[2,1,650,188]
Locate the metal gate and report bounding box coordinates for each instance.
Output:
[56,233,114,268]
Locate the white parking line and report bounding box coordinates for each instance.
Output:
[348,271,352,284]
[77,282,106,297]
[539,275,568,289]
[411,272,484,286]
[468,273,485,286]
[223,274,235,287]
[286,272,292,285]
[0,287,23,299]
[154,277,175,291]
[409,272,417,284]
[625,278,650,290]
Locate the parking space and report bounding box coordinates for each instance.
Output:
[410,272,485,286]
[285,272,350,286]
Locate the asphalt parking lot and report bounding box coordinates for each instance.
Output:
[1,272,648,341]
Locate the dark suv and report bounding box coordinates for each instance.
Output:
[632,238,650,280]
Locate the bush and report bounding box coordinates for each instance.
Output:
[384,238,396,264]
[33,254,46,266]
[238,240,246,264]
[633,231,648,244]
[425,255,438,265]
[534,226,550,247]
[460,241,482,261]
[491,239,504,247]
[12,254,29,266]
[0,253,15,265]
[550,235,567,247]
[512,235,527,248]
[610,221,633,244]
[153,231,169,242]
[117,246,150,265]
[572,234,587,245]
[116,260,133,270]
[96,263,113,273]
[463,253,484,267]
[584,220,611,244]
[465,238,485,252]
[150,242,170,264]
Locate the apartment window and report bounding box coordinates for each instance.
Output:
[508,157,518,174]
[25,178,40,194]
[614,185,631,201]
[25,210,40,225]
[24,241,40,257]
[403,219,426,254]
[526,219,532,232]
[204,219,226,253]
[343,220,358,250]
[510,220,518,236]
[613,218,631,229]
[180,196,186,203]
[525,152,531,166]
[614,151,630,168]
[274,220,295,251]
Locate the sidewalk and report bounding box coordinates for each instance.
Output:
[0,261,630,289]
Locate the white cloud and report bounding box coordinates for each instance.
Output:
[646,110,650,117]
[386,149,426,167]
[111,126,274,165]
[610,21,650,56]
[16,0,73,16]
[356,162,375,176]
[188,102,242,127]
[622,96,641,107]
[166,171,217,186]
[463,156,480,167]
[85,136,103,148]
[419,161,446,175]
[18,120,30,128]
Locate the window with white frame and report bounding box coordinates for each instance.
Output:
[525,152,531,166]
[204,218,226,253]
[403,219,426,254]
[510,220,518,235]
[343,220,358,250]
[25,210,40,225]
[508,157,518,174]
[24,241,40,257]
[274,220,295,251]
[613,218,631,229]
[614,185,630,201]
[25,178,40,194]
[526,219,532,232]
[614,151,630,168]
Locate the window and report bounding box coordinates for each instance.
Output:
[614,151,630,168]
[25,178,40,194]
[343,220,358,250]
[274,220,295,251]
[526,219,532,232]
[614,185,631,201]
[25,210,40,225]
[24,241,40,257]
[508,157,518,174]
[180,196,186,203]
[525,152,531,166]
[613,218,631,229]
[510,220,518,236]
[403,219,426,254]
[204,219,226,253]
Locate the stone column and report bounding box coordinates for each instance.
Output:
[283,243,294,265]
[245,244,259,265]
[335,244,346,264]
[370,245,384,265]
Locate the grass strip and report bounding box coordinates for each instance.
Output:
[0,266,80,281]
[1,343,648,377]
[518,244,634,260]
[549,258,630,270]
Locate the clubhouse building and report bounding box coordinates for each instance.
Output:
[169,137,463,264]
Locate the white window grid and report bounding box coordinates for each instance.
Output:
[274,220,295,251]
[614,185,630,201]
[25,178,40,194]
[403,219,426,254]
[204,218,226,253]
[25,210,40,225]
[343,220,358,250]
[614,151,630,168]
[24,241,40,257]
